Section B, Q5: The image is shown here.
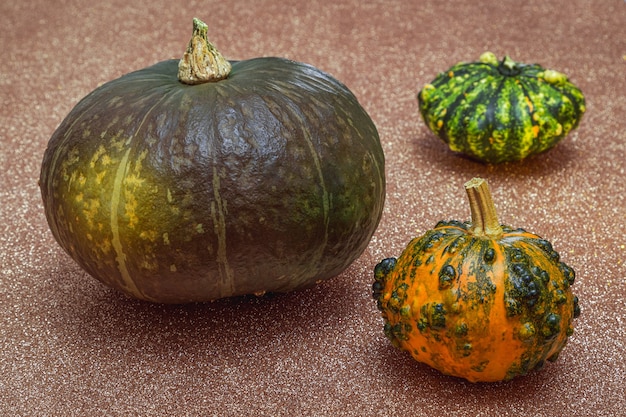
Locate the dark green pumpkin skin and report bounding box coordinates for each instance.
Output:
[40,58,385,303]
[417,53,586,163]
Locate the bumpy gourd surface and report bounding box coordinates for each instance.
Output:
[418,54,586,163]
[373,220,580,382]
[40,58,385,303]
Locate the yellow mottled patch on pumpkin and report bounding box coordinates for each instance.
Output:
[94,170,106,185]
[123,193,139,228]
[82,197,101,230]
[89,145,107,168]
[139,229,158,241]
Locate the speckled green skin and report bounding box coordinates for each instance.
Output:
[40,58,385,303]
[417,53,586,163]
[373,220,580,382]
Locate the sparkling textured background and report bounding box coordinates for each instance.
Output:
[1,0,625,415]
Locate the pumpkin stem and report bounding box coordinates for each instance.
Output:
[464,178,503,238]
[497,56,522,76]
[178,18,231,84]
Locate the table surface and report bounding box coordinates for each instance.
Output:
[2,1,625,415]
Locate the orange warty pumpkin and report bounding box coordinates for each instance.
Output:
[373,178,580,382]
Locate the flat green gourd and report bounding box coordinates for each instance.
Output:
[39,18,386,303]
[418,52,586,163]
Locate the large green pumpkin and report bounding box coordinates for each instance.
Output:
[39,19,386,303]
[418,52,586,163]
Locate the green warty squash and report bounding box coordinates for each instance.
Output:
[418,52,586,163]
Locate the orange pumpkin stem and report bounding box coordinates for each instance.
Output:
[178,18,231,85]
[464,178,503,238]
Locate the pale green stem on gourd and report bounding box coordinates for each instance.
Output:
[501,55,517,72]
[480,52,520,75]
[178,18,231,84]
[464,178,503,238]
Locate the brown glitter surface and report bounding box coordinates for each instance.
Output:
[1,0,625,415]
